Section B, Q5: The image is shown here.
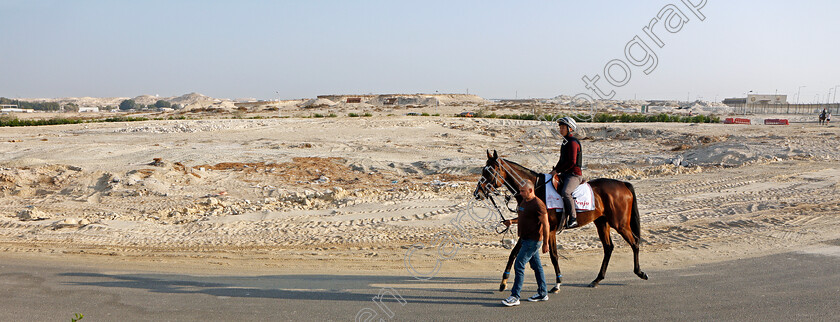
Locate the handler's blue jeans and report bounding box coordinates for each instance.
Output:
[510,238,546,299]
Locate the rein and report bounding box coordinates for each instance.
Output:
[480,159,555,235]
[485,187,513,234]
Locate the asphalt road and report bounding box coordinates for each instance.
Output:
[2,243,839,321]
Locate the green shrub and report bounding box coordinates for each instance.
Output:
[119,99,136,110]
[585,113,719,123]
[0,97,60,111]
[0,118,84,126]
[0,116,151,127]
[487,113,537,120]
[476,112,720,123]
[100,116,149,123]
[154,100,171,108]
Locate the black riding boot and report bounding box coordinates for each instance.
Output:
[562,197,578,229]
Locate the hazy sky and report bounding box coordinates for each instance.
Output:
[2,0,839,102]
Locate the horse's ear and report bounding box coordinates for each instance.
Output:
[493,150,498,159]
[486,149,492,159]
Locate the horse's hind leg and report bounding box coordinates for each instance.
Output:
[590,218,613,288]
[500,238,522,292]
[548,232,562,293]
[617,226,649,280]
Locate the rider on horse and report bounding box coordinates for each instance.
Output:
[549,117,583,229]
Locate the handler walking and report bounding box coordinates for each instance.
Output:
[502,181,551,307]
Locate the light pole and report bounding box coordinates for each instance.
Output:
[276,91,282,118]
[797,85,805,104]
[832,85,840,114]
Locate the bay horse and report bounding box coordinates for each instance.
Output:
[473,150,648,292]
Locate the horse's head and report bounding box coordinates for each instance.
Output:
[474,150,506,200]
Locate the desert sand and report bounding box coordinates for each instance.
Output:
[0,106,839,277]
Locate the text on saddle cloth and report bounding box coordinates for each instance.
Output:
[542,174,594,211]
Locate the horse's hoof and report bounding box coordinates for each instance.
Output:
[549,286,560,294]
[499,283,507,292]
[588,282,599,288]
[638,272,649,280]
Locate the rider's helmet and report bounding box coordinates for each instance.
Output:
[557,116,577,132]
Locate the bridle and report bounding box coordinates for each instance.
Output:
[475,162,521,234]
[475,158,554,234]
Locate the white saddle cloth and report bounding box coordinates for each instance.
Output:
[543,174,595,211]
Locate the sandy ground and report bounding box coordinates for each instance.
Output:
[0,114,838,277]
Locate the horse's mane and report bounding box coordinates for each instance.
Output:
[499,158,540,177]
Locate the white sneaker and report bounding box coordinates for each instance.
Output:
[527,293,549,302]
[502,296,520,306]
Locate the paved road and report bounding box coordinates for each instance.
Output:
[2,243,839,321]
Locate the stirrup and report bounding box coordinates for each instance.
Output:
[565,218,578,229]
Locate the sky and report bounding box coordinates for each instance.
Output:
[2,0,839,102]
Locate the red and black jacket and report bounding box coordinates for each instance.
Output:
[553,134,582,176]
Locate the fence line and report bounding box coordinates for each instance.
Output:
[731,103,840,115]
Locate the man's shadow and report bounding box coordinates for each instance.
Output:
[59,272,510,307]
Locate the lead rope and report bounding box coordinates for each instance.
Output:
[487,192,510,235]
[491,191,518,249]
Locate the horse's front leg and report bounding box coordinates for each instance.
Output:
[500,238,522,292]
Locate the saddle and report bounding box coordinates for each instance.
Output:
[537,174,594,211]
[551,174,583,192]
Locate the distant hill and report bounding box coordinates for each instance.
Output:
[10,92,233,109]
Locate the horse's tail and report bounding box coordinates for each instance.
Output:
[625,181,641,244]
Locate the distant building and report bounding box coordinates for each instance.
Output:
[498,99,541,104]
[722,98,747,107]
[747,94,787,105]
[78,107,99,112]
[234,100,276,108]
[722,94,787,107]
[315,93,482,106]
[1,107,35,113]
[646,100,680,106]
